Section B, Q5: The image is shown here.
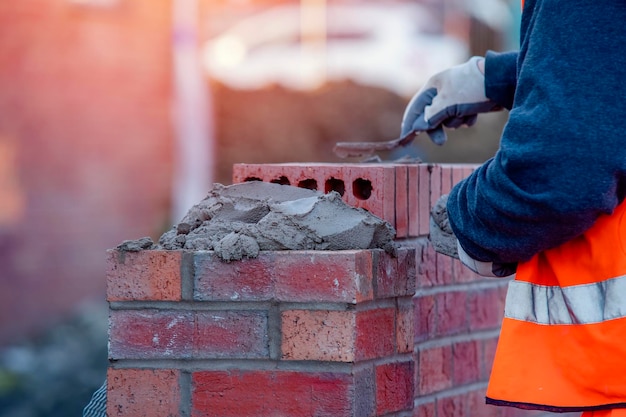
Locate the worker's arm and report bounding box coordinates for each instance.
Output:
[484,50,518,110]
[447,0,626,265]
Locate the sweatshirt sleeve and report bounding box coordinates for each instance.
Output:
[484,50,518,110]
[446,0,626,264]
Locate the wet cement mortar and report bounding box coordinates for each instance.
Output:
[119,181,398,259]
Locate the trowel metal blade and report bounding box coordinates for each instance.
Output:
[333,132,418,159]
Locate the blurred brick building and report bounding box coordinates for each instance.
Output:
[0,0,174,344]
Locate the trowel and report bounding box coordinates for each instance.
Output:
[332,131,420,159]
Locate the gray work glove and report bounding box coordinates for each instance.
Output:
[430,195,516,278]
[401,56,501,145]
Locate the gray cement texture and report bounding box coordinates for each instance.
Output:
[118,181,397,261]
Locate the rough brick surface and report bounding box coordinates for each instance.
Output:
[192,370,356,417]
[281,309,356,362]
[107,368,180,417]
[193,250,376,303]
[396,298,415,354]
[468,286,507,331]
[281,307,396,362]
[438,290,469,336]
[414,294,436,342]
[109,310,194,359]
[417,345,453,395]
[107,250,182,301]
[194,310,269,359]
[375,248,417,299]
[395,164,409,238]
[355,308,396,361]
[109,309,269,360]
[453,340,481,385]
[375,361,414,415]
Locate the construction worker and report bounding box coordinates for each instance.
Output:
[401,0,626,416]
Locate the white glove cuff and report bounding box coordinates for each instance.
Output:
[457,240,515,278]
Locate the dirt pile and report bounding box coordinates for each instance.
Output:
[118,181,396,261]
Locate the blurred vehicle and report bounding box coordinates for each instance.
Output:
[201,4,468,97]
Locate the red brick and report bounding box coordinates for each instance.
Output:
[281,307,396,362]
[110,309,270,360]
[398,247,418,295]
[273,250,374,303]
[344,163,396,225]
[396,298,415,353]
[417,345,453,395]
[375,361,414,415]
[437,291,468,336]
[193,252,274,301]
[468,286,506,331]
[232,163,397,228]
[395,164,409,237]
[451,164,467,189]
[482,337,500,379]
[375,247,416,299]
[417,164,431,236]
[437,252,455,285]
[440,164,454,195]
[106,250,182,301]
[281,310,356,362]
[192,370,355,417]
[356,307,396,360]
[437,394,465,417]
[453,340,481,385]
[107,368,180,417]
[417,241,441,287]
[414,294,436,342]
[194,311,268,359]
[193,250,375,303]
[109,310,194,359]
[408,164,419,237]
[429,164,442,210]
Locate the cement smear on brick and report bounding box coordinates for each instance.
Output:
[118,181,396,261]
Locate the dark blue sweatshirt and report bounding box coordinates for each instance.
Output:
[447,0,626,264]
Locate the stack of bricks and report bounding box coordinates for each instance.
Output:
[106,162,542,417]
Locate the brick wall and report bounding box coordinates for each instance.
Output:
[0,0,173,343]
[106,162,553,417]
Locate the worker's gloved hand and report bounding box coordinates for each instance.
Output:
[401,56,502,145]
[430,195,517,278]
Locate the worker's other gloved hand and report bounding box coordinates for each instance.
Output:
[429,194,459,258]
[401,56,502,145]
[430,195,517,278]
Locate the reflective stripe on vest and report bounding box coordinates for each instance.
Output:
[505,275,626,325]
[486,199,626,412]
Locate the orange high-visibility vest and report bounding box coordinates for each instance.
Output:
[486,199,626,412]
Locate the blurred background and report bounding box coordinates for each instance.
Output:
[0,0,518,415]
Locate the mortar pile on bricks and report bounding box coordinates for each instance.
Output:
[105,162,517,417]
